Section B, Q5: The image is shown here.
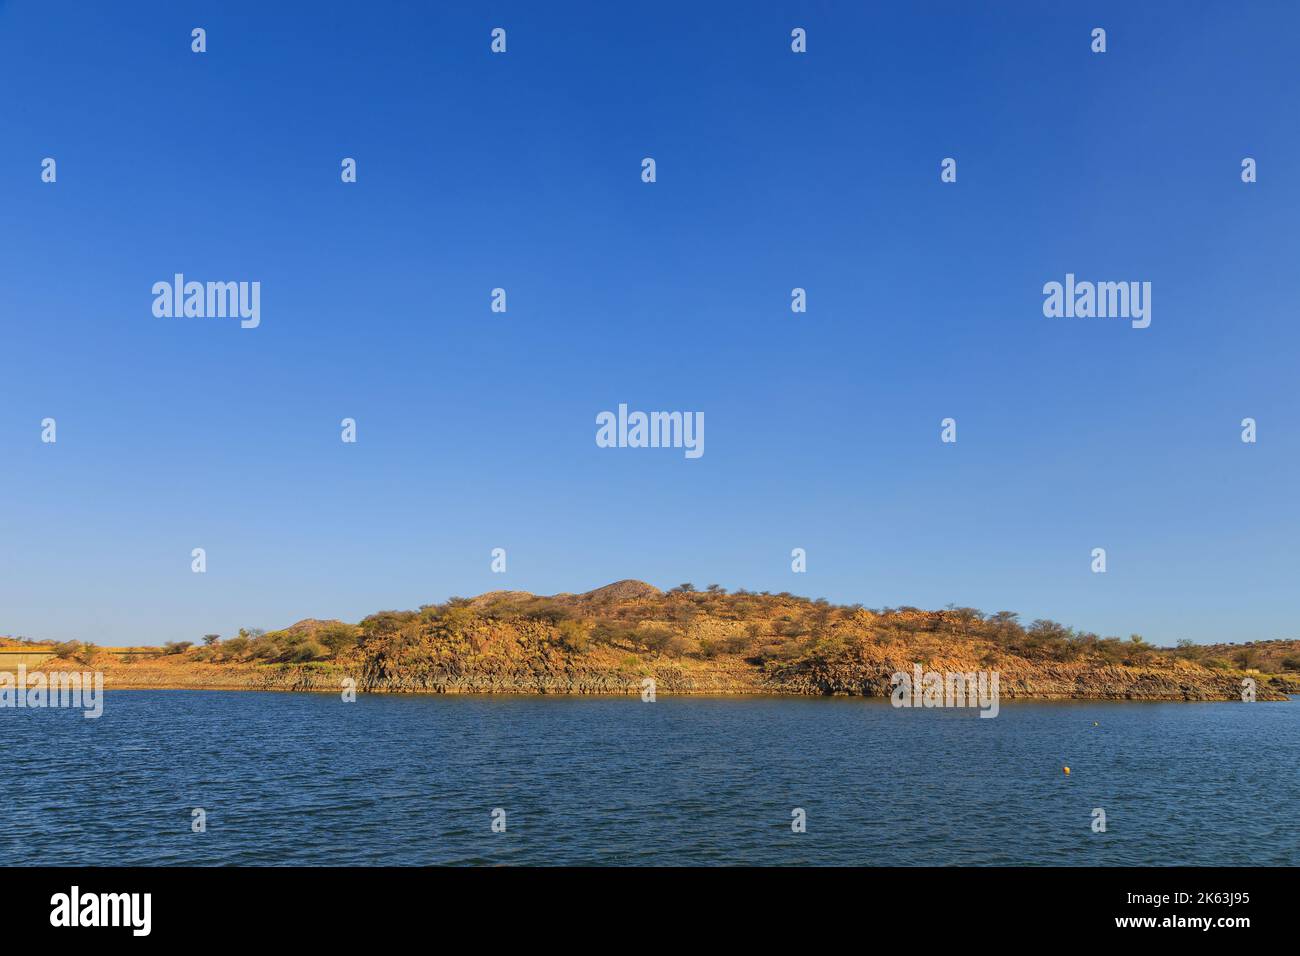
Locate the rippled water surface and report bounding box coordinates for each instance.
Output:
[3,691,1297,865]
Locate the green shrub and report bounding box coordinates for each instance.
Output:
[555,619,592,652]
[318,624,360,657]
[638,626,677,652]
[285,640,329,663]
[359,611,418,638]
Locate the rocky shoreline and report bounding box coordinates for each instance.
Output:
[85,657,1295,701]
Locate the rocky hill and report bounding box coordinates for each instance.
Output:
[23,581,1299,700]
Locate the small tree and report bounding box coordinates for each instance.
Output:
[1234,647,1261,669]
[318,624,360,658]
[202,634,220,646]
[639,626,677,652]
[286,640,328,663]
[555,618,592,652]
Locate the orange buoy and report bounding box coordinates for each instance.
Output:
[1063,766,1071,775]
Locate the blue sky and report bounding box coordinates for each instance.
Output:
[2,1,1297,646]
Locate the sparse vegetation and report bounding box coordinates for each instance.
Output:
[11,581,1297,699]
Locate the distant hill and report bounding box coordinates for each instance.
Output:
[1176,638,1300,674]
[572,580,664,603]
[35,582,1299,700]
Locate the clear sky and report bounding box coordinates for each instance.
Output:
[2,1,1297,646]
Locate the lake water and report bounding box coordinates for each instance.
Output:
[3,691,1297,865]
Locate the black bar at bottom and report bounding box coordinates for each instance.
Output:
[1,865,1284,942]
